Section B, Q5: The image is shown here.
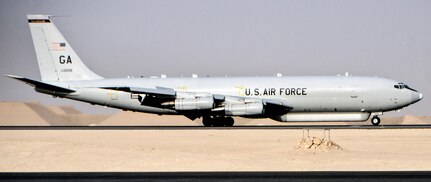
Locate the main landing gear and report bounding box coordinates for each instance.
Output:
[202,116,234,127]
[371,116,381,126]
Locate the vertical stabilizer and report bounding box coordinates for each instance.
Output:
[27,15,103,81]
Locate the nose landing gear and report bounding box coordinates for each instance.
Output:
[371,116,381,126]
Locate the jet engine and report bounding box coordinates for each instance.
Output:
[224,102,264,116]
[174,97,214,110]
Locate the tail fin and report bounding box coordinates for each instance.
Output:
[27,15,103,81]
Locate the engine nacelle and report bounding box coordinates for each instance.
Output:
[174,97,214,110]
[225,102,264,116]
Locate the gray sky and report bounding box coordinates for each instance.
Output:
[1,0,430,115]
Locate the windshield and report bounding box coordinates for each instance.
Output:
[393,82,418,92]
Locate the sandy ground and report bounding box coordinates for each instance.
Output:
[1,102,430,171]
[1,129,431,172]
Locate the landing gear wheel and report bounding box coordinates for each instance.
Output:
[225,117,234,127]
[213,117,225,127]
[202,116,235,127]
[371,116,381,126]
[202,117,213,127]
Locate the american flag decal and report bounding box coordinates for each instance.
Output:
[52,42,66,51]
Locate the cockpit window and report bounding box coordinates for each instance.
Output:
[405,85,418,92]
[393,83,418,92]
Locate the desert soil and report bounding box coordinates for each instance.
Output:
[1,129,430,172]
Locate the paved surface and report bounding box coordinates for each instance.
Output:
[1,124,431,130]
[1,171,431,181]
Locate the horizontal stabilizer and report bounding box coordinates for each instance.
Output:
[5,74,75,93]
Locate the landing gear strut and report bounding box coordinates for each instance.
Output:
[371,116,381,126]
[202,116,235,127]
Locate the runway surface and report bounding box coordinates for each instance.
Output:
[1,171,431,181]
[1,124,431,130]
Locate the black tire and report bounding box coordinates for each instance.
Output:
[202,117,213,127]
[225,117,234,127]
[213,117,224,127]
[371,116,381,126]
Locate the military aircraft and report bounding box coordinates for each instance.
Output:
[5,15,423,126]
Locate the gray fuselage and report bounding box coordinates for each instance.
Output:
[47,76,422,121]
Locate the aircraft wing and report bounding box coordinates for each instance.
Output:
[102,86,292,115]
[263,99,292,110]
[262,99,293,114]
[102,86,176,98]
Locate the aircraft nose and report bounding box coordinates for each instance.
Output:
[411,91,423,103]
